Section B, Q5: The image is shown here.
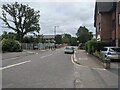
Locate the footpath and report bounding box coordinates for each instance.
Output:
[73,49,119,88]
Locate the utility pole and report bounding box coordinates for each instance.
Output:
[116,1,119,47]
[54,26,59,49]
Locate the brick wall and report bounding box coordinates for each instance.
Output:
[101,12,112,42]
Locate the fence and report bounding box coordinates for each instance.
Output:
[21,43,55,50]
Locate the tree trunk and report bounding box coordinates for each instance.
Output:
[16,32,24,43]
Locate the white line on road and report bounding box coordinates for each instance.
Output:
[0,60,31,70]
[40,54,53,59]
[3,57,20,61]
[92,68,106,71]
[40,50,46,51]
[40,55,48,59]
[71,55,79,66]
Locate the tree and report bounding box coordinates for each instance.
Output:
[2,38,22,52]
[55,35,63,44]
[2,31,17,40]
[70,37,77,46]
[63,34,71,44]
[76,26,93,43]
[0,2,40,42]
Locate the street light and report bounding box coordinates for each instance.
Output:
[54,26,59,36]
[54,26,59,49]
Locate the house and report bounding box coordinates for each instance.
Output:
[94,1,120,47]
[43,35,55,43]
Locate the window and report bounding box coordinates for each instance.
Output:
[112,20,116,31]
[118,14,120,25]
[111,48,120,52]
[102,48,107,51]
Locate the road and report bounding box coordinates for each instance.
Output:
[2,48,75,88]
[2,48,119,88]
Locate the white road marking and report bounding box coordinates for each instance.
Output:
[40,55,48,59]
[40,50,46,51]
[92,68,106,70]
[26,51,34,53]
[55,52,60,54]
[40,54,53,59]
[74,79,84,88]
[71,55,80,67]
[48,54,52,56]
[3,57,20,61]
[0,60,31,70]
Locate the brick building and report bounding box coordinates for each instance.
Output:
[94,2,120,47]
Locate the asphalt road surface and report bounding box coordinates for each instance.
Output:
[2,48,119,88]
[2,48,75,88]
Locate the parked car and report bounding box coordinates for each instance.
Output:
[33,44,38,49]
[78,43,85,49]
[64,46,74,54]
[100,47,120,60]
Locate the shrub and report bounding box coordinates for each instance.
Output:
[2,38,22,52]
[85,40,112,54]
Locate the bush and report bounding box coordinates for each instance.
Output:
[2,38,22,52]
[85,40,112,54]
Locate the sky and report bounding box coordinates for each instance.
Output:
[0,0,96,36]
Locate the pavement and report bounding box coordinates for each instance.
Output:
[73,50,104,68]
[72,49,119,88]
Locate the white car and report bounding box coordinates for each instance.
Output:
[100,47,120,60]
[64,46,74,54]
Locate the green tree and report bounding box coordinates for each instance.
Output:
[70,37,77,46]
[63,34,71,44]
[76,26,93,43]
[2,38,22,52]
[55,35,63,44]
[0,2,40,42]
[2,31,17,40]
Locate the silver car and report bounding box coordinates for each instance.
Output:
[64,46,74,54]
[100,47,120,60]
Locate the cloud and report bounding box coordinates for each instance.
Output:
[0,1,96,36]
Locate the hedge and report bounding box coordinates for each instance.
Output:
[2,38,22,52]
[85,40,113,54]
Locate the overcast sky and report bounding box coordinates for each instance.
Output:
[0,0,96,36]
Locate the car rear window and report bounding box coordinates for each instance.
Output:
[66,46,73,49]
[102,48,107,51]
[110,48,120,52]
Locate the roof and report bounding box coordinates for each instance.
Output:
[43,35,55,39]
[94,2,116,27]
[96,2,115,12]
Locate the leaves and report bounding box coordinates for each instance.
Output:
[76,26,93,43]
[55,35,63,44]
[0,2,40,42]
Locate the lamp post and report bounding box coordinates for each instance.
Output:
[54,26,59,49]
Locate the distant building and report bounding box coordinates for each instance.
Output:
[43,35,55,42]
[94,1,120,46]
